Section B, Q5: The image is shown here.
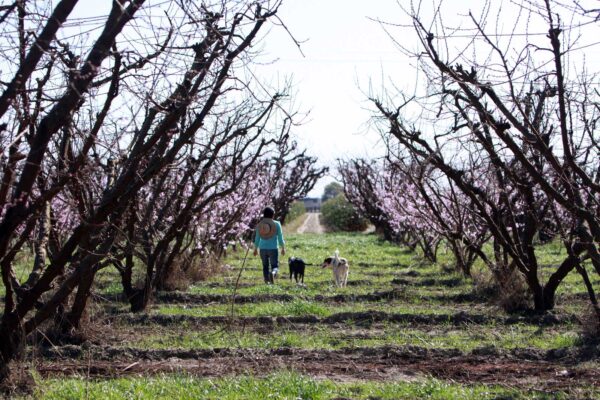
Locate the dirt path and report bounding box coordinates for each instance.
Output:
[296,212,325,234]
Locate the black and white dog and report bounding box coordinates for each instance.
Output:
[321,250,349,288]
[288,257,311,285]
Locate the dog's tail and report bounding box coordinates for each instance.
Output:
[334,249,340,263]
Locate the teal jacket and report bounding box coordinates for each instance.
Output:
[254,220,285,250]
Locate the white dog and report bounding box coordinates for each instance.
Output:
[321,250,349,288]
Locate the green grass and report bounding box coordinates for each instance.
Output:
[8,232,600,398]
[177,232,453,298]
[154,299,466,318]
[104,232,595,356]
[28,371,579,400]
[0,252,34,298]
[123,321,580,352]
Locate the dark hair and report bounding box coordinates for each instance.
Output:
[263,206,275,218]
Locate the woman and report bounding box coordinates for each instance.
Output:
[253,206,285,284]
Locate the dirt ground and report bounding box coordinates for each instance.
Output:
[296,212,325,234]
[35,345,600,391]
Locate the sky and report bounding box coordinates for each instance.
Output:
[252,0,414,196]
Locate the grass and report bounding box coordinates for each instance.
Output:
[27,371,581,400]
[154,299,466,318]
[96,234,598,353]
[123,321,580,352]
[177,232,452,298]
[0,252,35,298]
[10,232,600,399]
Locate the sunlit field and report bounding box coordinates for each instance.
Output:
[15,232,600,400]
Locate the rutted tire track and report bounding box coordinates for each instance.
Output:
[99,289,522,306]
[40,344,600,364]
[155,289,408,304]
[36,345,600,390]
[115,310,578,327]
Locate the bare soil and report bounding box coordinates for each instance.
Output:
[35,345,600,391]
[152,289,408,305]
[296,212,325,234]
[114,309,578,328]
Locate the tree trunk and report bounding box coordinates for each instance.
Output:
[575,260,600,326]
[118,256,149,313]
[0,312,25,383]
[24,203,51,289]
[540,255,579,310]
[60,266,96,332]
[449,239,472,276]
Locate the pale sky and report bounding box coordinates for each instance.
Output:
[253,0,414,196]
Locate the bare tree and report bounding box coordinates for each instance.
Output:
[113,108,281,313]
[338,159,399,242]
[0,0,287,381]
[269,122,328,224]
[371,0,600,311]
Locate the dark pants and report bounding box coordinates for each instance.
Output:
[259,249,279,283]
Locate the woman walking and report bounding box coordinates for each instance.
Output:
[253,207,285,284]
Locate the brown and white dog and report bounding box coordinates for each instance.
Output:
[321,250,349,288]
